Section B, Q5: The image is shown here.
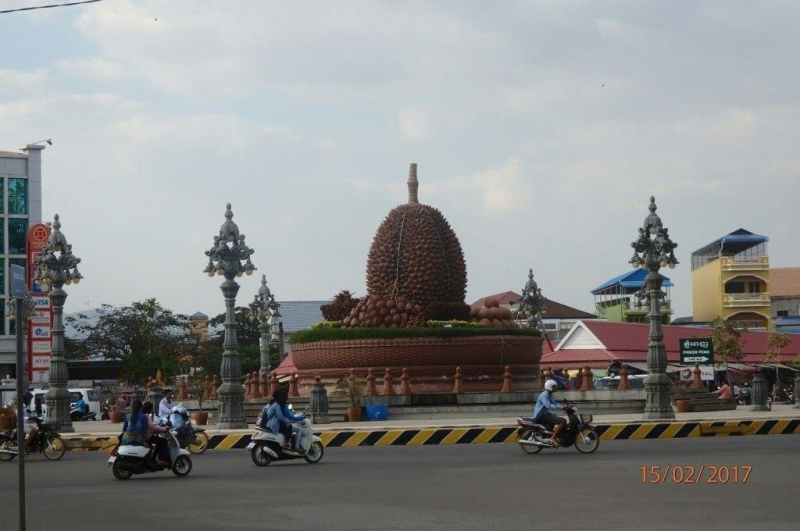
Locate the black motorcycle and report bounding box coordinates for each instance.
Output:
[0,417,66,461]
[516,403,599,454]
[70,402,96,421]
[173,419,209,455]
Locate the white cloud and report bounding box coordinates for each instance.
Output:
[399,107,432,141]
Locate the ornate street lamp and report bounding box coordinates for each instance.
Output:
[33,214,83,433]
[629,196,678,420]
[203,204,255,429]
[249,275,273,378]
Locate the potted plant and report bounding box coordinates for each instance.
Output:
[101,388,126,423]
[336,373,365,422]
[673,380,692,413]
[188,375,209,425]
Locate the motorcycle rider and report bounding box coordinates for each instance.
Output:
[71,392,89,417]
[264,389,305,453]
[158,388,175,418]
[534,379,566,447]
[22,391,39,452]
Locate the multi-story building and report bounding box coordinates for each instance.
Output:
[691,228,770,329]
[0,144,44,378]
[768,267,800,333]
[591,269,673,324]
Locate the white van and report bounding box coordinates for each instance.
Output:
[32,387,102,418]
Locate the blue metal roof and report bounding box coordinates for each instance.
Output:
[592,269,673,293]
[692,228,768,255]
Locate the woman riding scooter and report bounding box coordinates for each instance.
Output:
[264,390,305,453]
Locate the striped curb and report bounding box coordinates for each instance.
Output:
[61,418,800,452]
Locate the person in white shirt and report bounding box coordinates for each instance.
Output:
[158,389,174,418]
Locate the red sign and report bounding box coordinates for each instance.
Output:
[27,223,52,383]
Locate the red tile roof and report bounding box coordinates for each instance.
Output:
[541,320,800,368]
[770,267,800,297]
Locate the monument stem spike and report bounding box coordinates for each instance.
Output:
[407,163,419,204]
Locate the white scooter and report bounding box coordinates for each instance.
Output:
[246,414,324,467]
[108,430,193,480]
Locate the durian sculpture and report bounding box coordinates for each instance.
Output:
[342,164,469,328]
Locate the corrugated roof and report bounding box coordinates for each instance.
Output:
[592,269,673,293]
[692,228,768,255]
[0,151,26,158]
[278,301,327,333]
[770,267,800,298]
[471,291,596,319]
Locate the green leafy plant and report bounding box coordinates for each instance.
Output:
[335,374,365,408]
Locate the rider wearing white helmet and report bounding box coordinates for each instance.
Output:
[533,379,566,447]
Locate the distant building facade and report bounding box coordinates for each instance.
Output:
[591,269,673,325]
[0,145,44,379]
[691,228,770,330]
[769,267,800,333]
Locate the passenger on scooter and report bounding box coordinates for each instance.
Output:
[142,401,171,466]
[533,379,566,447]
[265,389,305,452]
[121,399,147,446]
[22,391,39,451]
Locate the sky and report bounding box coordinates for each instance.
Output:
[2,0,799,321]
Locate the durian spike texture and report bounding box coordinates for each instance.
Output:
[365,164,467,308]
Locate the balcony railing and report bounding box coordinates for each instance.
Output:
[720,256,769,271]
[722,293,771,306]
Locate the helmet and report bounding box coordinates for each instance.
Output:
[544,379,558,391]
[23,391,34,402]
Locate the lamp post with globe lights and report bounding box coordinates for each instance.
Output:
[629,197,679,420]
[203,204,255,429]
[33,214,83,433]
[268,293,284,362]
[249,274,273,378]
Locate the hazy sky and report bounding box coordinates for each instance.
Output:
[2,0,798,320]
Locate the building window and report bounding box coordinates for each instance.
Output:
[748,282,760,294]
[8,178,27,215]
[0,261,4,295]
[777,310,789,317]
[725,282,744,294]
[0,177,4,214]
[8,219,27,255]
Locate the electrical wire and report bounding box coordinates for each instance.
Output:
[1,0,102,15]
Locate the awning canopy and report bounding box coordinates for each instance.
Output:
[758,362,799,371]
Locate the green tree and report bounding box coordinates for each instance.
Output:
[66,298,192,386]
[709,317,747,370]
[765,331,790,363]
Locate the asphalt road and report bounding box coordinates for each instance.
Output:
[1,436,798,531]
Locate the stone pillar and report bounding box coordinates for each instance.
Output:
[452,367,462,394]
[366,369,378,396]
[751,373,769,411]
[308,376,330,424]
[148,385,164,414]
[243,373,252,398]
[382,368,395,396]
[618,365,630,390]
[501,366,512,393]
[259,373,268,398]
[690,364,704,389]
[212,375,221,399]
[400,368,412,395]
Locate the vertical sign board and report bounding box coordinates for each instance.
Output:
[26,223,52,384]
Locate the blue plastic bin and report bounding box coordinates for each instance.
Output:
[365,404,388,421]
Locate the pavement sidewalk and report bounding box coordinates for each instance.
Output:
[67,402,800,437]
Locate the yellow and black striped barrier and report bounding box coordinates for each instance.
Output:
[63,419,800,452]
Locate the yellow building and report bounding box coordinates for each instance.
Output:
[691,228,770,329]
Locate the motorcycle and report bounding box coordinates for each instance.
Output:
[108,430,192,480]
[70,402,96,421]
[516,402,600,454]
[171,416,209,455]
[246,414,324,466]
[0,417,66,461]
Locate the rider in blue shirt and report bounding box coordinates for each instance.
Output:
[533,379,566,447]
[72,393,88,415]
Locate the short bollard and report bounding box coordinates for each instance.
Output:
[399,368,412,395]
[751,373,769,412]
[308,376,330,424]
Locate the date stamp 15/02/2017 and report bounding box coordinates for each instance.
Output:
[640,465,752,485]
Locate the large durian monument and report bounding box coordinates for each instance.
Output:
[291,164,542,392]
[343,163,470,328]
